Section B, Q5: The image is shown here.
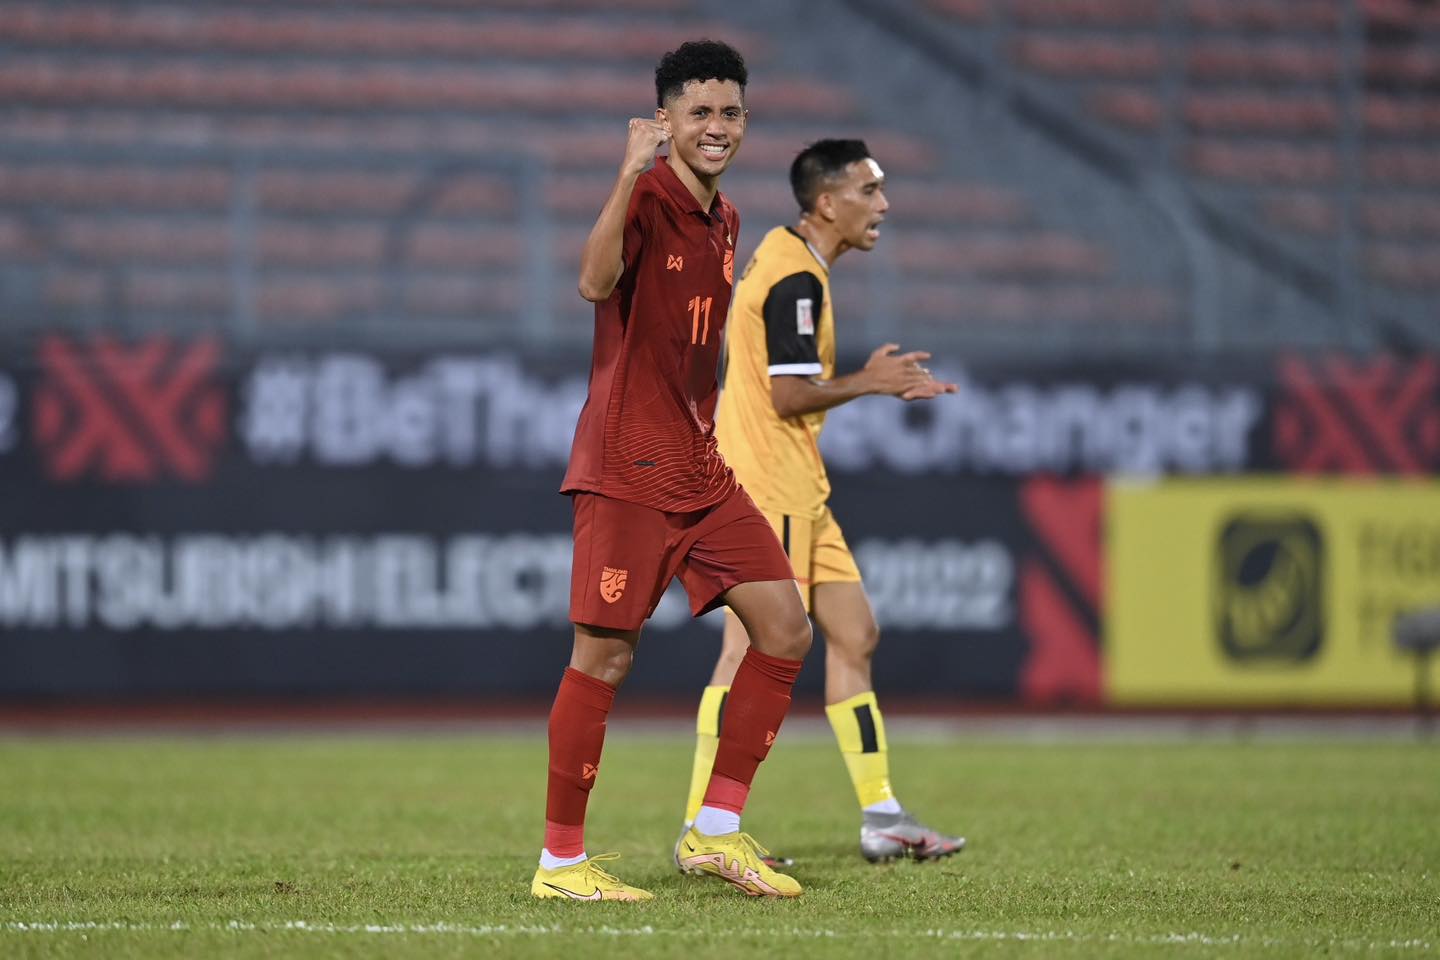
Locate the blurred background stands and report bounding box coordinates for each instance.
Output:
[0,0,1435,356]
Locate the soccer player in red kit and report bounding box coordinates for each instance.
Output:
[531,40,810,901]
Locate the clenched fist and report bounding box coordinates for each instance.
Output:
[623,118,670,175]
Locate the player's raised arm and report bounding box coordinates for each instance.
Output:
[577,119,670,302]
[771,343,957,419]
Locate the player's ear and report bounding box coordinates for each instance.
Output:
[655,107,671,137]
[815,191,838,224]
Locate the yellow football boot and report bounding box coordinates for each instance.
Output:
[531,853,653,902]
[675,826,802,898]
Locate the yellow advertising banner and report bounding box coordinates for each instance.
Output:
[1106,479,1440,706]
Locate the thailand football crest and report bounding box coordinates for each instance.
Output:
[599,566,628,603]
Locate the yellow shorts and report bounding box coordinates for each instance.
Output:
[760,504,861,612]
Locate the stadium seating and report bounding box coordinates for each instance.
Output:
[0,0,1195,349]
[919,0,1440,339]
[1,0,1431,349]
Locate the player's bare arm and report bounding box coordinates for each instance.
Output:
[577,118,670,302]
[770,343,957,419]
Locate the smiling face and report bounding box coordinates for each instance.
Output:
[822,157,888,251]
[657,78,747,184]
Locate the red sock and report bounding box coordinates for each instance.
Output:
[543,666,616,858]
[703,648,803,814]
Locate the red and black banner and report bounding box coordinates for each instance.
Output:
[1,335,1435,703]
[1272,354,1440,474]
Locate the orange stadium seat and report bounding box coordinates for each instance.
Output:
[1184,94,1341,134]
[1188,42,1341,82]
[900,282,1176,325]
[1368,147,1440,185]
[1186,0,1342,31]
[1189,142,1340,183]
[1010,0,1162,26]
[0,163,232,210]
[1015,37,1164,79]
[1368,243,1440,287]
[1089,88,1163,130]
[1365,97,1440,134]
[1364,197,1440,236]
[924,0,989,23]
[894,232,1110,279]
[1262,193,1338,235]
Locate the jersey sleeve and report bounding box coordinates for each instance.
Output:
[762,271,824,376]
[620,187,652,276]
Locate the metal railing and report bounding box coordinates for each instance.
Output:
[839,0,1439,352]
[0,143,558,347]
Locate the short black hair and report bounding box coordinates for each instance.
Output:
[655,40,748,108]
[790,139,872,213]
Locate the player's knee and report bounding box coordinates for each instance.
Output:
[716,618,750,674]
[852,620,880,661]
[716,645,747,680]
[823,624,875,676]
[591,646,634,687]
[754,608,812,662]
[826,619,879,669]
[570,644,635,687]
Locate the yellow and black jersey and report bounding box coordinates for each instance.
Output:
[716,226,835,520]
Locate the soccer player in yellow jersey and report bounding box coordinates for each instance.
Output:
[675,139,966,865]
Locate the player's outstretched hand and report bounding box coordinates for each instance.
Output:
[899,378,959,402]
[862,343,958,401]
[623,118,670,175]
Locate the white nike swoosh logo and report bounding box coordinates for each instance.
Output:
[542,882,603,901]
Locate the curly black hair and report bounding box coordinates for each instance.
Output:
[654,39,747,107]
[790,139,872,212]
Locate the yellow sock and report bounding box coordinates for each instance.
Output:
[683,685,729,823]
[825,691,897,811]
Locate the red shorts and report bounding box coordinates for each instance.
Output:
[569,486,794,631]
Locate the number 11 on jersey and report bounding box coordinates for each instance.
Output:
[688,295,713,345]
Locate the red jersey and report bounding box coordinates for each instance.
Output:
[562,157,741,512]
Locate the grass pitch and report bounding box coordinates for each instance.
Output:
[1,727,1437,958]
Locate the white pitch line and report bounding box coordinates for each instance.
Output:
[3,920,1433,951]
